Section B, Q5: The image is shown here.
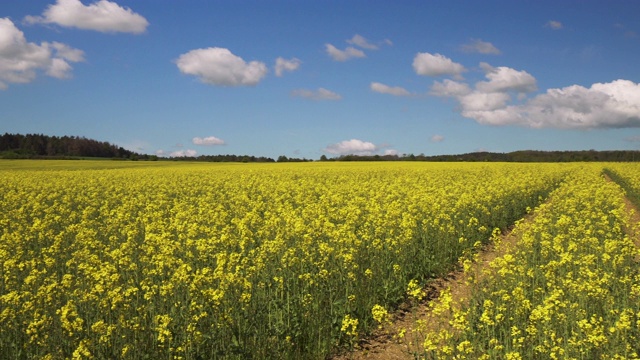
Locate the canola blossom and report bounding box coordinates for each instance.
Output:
[0,160,635,359]
[420,164,640,359]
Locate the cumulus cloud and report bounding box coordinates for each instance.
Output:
[413,52,466,78]
[458,91,512,112]
[370,82,411,96]
[0,18,84,89]
[383,149,399,156]
[429,79,472,97]
[274,57,301,77]
[545,20,563,30]
[291,87,342,101]
[324,139,377,156]
[193,136,225,146]
[430,61,537,114]
[325,44,366,61]
[432,66,640,129]
[460,39,501,54]
[170,149,197,157]
[476,62,537,93]
[24,0,148,34]
[347,34,378,50]
[431,135,445,142]
[175,47,268,86]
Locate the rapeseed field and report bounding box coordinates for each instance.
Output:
[419,164,640,359]
[1,160,637,359]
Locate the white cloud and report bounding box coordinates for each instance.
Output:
[176,47,268,86]
[431,135,445,142]
[370,82,411,96]
[413,52,466,78]
[545,20,563,30]
[274,57,301,77]
[116,139,150,153]
[24,0,149,34]
[46,58,72,79]
[433,72,640,129]
[291,87,342,101]
[430,62,536,117]
[430,79,471,97]
[193,136,225,146]
[459,91,511,112]
[324,139,377,155]
[475,62,537,93]
[383,149,399,156]
[50,42,85,62]
[325,44,366,61]
[0,18,84,89]
[170,149,197,157]
[460,39,501,54]
[347,34,378,50]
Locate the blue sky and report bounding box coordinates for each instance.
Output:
[1,0,639,159]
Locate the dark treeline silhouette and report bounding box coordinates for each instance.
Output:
[3,133,639,162]
[0,133,149,159]
[171,154,275,163]
[276,155,313,162]
[326,150,640,162]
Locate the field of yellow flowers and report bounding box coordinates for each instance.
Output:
[0,160,636,359]
[419,164,640,359]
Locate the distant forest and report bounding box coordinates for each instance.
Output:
[0,133,147,160]
[330,150,640,162]
[1,133,639,162]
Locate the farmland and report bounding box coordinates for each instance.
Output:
[1,160,638,359]
[417,164,640,359]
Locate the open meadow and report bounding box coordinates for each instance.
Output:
[1,160,639,359]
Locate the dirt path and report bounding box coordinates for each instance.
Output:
[604,173,640,247]
[334,174,640,360]
[332,213,535,360]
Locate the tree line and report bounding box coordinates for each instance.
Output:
[2,133,639,162]
[326,150,640,162]
[0,133,148,160]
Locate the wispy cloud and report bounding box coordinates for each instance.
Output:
[325,44,366,62]
[431,135,445,142]
[545,20,563,30]
[614,23,638,39]
[347,34,378,50]
[291,87,342,101]
[370,82,411,96]
[460,39,501,54]
[274,57,301,77]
